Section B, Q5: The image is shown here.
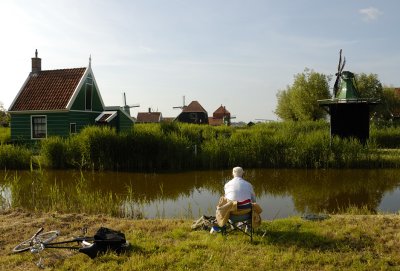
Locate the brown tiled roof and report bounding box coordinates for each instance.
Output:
[214,105,230,115]
[10,68,86,111]
[136,112,162,123]
[213,105,231,119]
[182,101,207,113]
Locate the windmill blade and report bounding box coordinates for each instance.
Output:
[333,76,339,97]
[333,49,344,97]
[340,57,346,73]
[123,92,127,106]
[337,49,342,73]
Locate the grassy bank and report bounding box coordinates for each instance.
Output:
[1,210,399,270]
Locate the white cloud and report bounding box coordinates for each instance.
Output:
[359,7,383,21]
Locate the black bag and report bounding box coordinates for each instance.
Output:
[79,227,128,259]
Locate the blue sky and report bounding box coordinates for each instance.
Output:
[1,0,399,122]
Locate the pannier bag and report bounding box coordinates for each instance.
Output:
[79,227,128,259]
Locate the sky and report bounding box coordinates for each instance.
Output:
[1,0,399,122]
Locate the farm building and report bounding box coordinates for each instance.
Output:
[8,50,134,142]
[136,108,163,123]
[175,100,208,124]
[208,105,231,126]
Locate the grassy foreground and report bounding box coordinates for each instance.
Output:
[1,211,400,270]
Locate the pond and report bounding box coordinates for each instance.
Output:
[1,169,400,220]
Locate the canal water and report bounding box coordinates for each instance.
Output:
[1,169,400,220]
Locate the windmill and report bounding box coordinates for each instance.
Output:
[333,49,346,98]
[318,50,379,144]
[173,95,187,110]
[122,92,139,116]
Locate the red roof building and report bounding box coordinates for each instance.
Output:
[136,108,162,123]
[8,50,134,141]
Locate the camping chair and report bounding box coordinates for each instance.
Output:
[222,199,253,242]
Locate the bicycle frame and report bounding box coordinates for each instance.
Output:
[34,236,94,251]
[13,226,129,267]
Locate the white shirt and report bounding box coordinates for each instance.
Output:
[224,177,256,202]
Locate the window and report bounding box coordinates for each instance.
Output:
[70,123,76,134]
[31,116,47,139]
[85,83,92,110]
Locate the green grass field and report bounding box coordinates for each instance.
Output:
[1,210,399,270]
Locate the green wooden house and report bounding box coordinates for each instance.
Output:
[8,50,134,142]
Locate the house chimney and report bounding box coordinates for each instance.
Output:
[31,49,41,73]
[148,108,151,113]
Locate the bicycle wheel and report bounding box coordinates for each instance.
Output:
[12,230,60,253]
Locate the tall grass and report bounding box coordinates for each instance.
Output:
[371,122,400,148]
[35,121,400,171]
[0,144,32,169]
[4,168,141,217]
[0,127,10,144]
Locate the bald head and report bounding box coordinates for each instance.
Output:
[232,167,244,177]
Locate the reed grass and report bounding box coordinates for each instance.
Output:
[371,122,400,148]
[25,120,400,171]
[0,127,10,144]
[4,168,144,218]
[0,144,32,169]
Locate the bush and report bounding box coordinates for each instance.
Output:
[0,144,32,169]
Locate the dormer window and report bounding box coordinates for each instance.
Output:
[85,82,93,110]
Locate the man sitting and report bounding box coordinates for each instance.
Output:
[225,166,256,203]
[214,167,262,231]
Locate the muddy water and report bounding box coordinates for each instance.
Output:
[1,169,400,219]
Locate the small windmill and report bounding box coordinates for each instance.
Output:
[122,92,139,116]
[173,95,187,110]
[318,49,379,144]
[333,49,346,98]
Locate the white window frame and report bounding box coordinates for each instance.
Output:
[31,115,47,139]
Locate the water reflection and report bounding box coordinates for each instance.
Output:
[1,169,399,219]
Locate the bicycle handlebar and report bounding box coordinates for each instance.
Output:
[33,228,44,238]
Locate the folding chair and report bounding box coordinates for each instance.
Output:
[222,199,253,242]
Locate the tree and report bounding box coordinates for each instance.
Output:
[355,73,383,100]
[354,73,393,120]
[275,88,297,121]
[275,69,332,121]
[0,102,10,127]
[379,87,400,120]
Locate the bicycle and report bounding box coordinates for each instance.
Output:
[12,227,128,268]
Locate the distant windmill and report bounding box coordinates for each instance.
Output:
[173,95,187,110]
[122,92,140,116]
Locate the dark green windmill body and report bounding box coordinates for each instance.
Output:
[318,52,378,144]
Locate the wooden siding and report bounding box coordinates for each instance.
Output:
[10,111,101,141]
[68,111,100,133]
[10,114,31,141]
[70,76,104,112]
[176,112,209,124]
[118,111,134,132]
